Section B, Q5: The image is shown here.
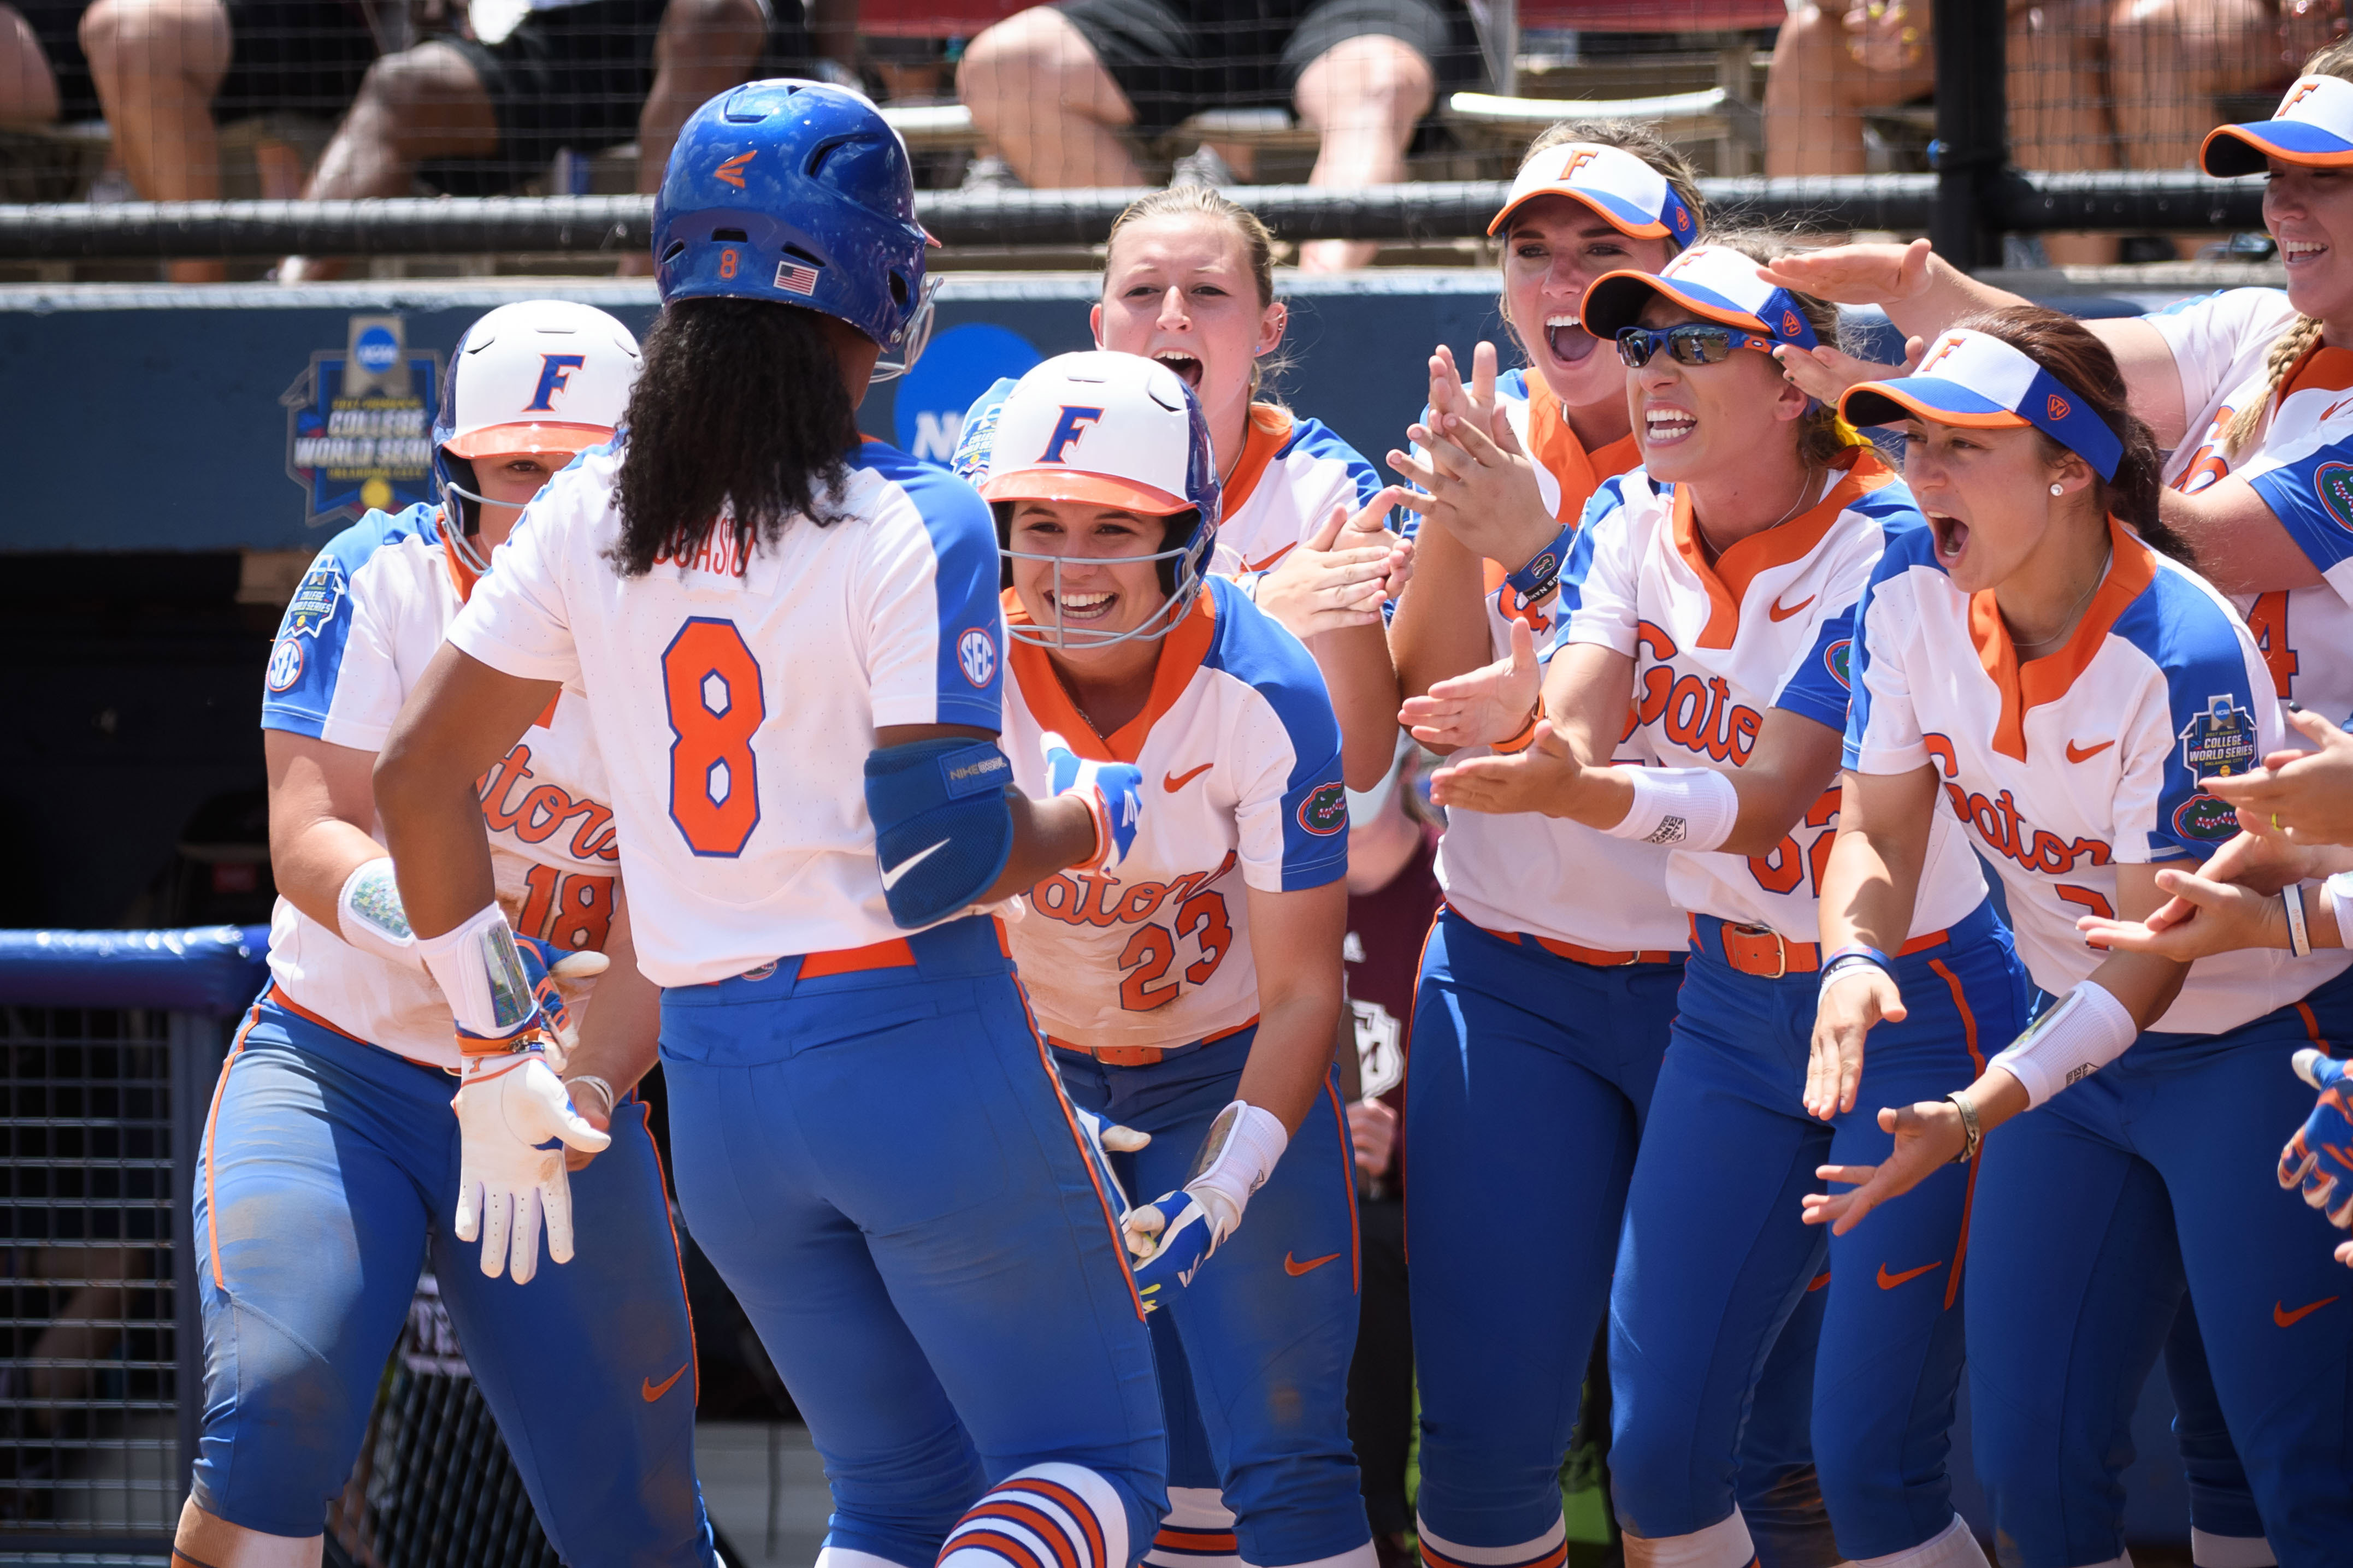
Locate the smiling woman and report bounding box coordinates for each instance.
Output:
[954,183,1411,791]
[972,351,1369,1568]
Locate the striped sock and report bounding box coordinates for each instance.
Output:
[1145,1487,1240,1568]
[1413,1515,1568,1568]
[939,1464,1130,1568]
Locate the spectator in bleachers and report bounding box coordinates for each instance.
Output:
[79,0,379,277]
[1762,0,2121,261]
[2106,0,2339,182]
[0,2,95,130]
[956,0,1482,269]
[276,0,854,282]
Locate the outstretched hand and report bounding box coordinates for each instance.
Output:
[1400,618,1542,750]
[2202,708,2353,849]
[1772,333,1926,407]
[1427,715,1587,816]
[1756,239,1935,310]
[1800,1097,1965,1235]
[1254,486,1412,640]
[1389,344,1560,567]
[1806,965,1906,1121]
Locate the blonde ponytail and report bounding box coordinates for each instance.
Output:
[2221,313,2325,460]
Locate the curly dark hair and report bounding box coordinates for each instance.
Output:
[608,298,858,577]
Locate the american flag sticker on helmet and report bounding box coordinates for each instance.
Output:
[776,259,822,295]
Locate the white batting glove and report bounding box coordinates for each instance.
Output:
[451,1051,611,1284]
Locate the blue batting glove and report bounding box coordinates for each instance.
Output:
[1123,1191,1222,1311]
[1042,731,1145,873]
[2282,1049,2353,1228]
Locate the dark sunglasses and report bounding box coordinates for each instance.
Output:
[1614,323,1776,368]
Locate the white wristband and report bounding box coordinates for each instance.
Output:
[1988,980,2138,1108]
[1604,766,1739,850]
[2323,870,2353,954]
[337,857,424,971]
[2285,883,2313,958]
[415,903,538,1042]
[1182,1100,1289,1241]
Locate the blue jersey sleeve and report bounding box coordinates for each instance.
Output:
[260,505,435,741]
[1207,579,1348,892]
[856,441,1006,731]
[2112,570,2274,861]
[2249,438,2353,577]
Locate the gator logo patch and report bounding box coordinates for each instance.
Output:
[2316,460,2353,535]
[1825,637,1852,690]
[1298,781,1349,836]
[2172,792,2240,842]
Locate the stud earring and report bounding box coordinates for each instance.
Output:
[2050,482,2065,496]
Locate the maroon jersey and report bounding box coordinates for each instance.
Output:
[1343,825,1442,1186]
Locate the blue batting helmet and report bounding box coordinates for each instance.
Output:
[652,79,933,351]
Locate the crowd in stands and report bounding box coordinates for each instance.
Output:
[0,0,2339,274]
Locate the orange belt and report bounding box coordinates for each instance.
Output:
[1694,915,1951,980]
[1051,1017,1258,1068]
[744,916,1013,983]
[1450,903,1679,968]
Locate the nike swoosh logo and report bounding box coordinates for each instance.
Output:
[2066,739,2115,763]
[880,839,950,890]
[1768,594,1815,623]
[2325,396,2353,423]
[1876,1261,1943,1289]
[642,1364,687,1401]
[1243,544,1297,574]
[2275,1295,2338,1327]
[1283,1251,1341,1276]
[1164,762,1213,792]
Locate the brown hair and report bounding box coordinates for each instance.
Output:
[1515,119,1707,252]
[2218,38,2353,457]
[1945,306,2194,566]
[1101,185,1284,397]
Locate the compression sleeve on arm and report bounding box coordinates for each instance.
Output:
[1987,981,2139,1108]
[864,738,1017,930]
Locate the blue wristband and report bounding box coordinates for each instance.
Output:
[1821,942,1891,971]
[1503,523,1577,606]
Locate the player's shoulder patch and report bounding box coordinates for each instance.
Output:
[948,376,1020,486]
[281,502,439,641]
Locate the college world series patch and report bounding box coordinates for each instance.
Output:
[2179,694,2258,782]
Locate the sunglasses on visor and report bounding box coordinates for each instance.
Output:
[1614,323,1777,368]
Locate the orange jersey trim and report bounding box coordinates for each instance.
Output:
[1006,587,1219,764]
[266,981,372,1046]
[1012,975,1149,1322]
[439,521,483,605]
[1220,404,1295,517]
[1970,516,2158,762]
[1673,446,1892,649]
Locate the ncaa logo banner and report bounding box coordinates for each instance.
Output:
[283,314,443,530]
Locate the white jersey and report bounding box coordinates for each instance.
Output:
[447,439,1008,988]
[2151,287,2353,731]
[1564,448,1987,943]
[259,504,621,1068]
[1418,369,1682,952]
[953,384,1381,577]
[1847,516,2348,1034]
[1002,575,1347,1049]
